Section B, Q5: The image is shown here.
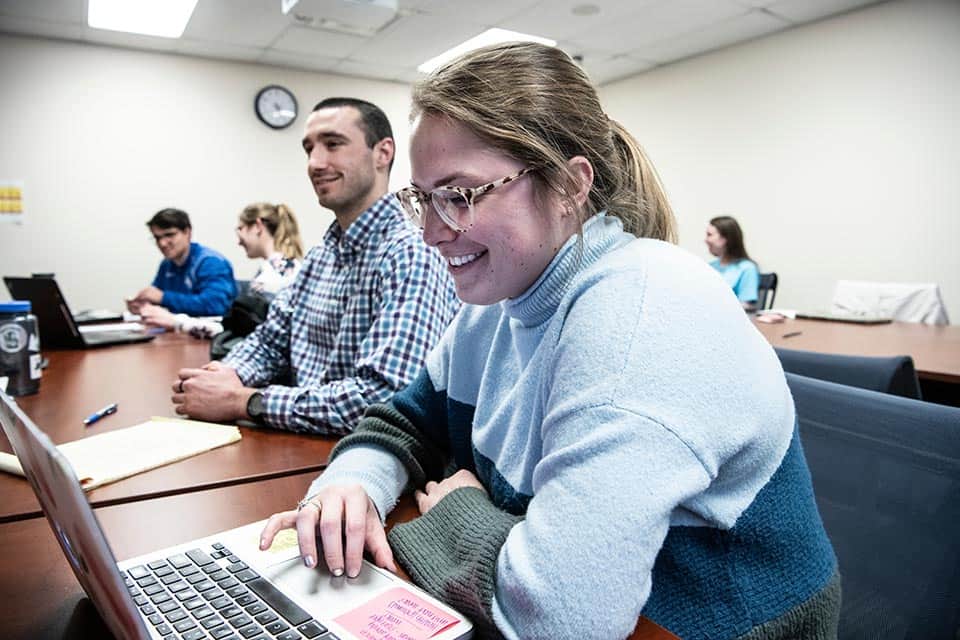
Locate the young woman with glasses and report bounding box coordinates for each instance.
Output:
[261,43,839,640]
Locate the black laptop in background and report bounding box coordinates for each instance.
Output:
[3,276,154,348]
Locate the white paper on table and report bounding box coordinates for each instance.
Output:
[78,322,146,334]
[0,417,241,490]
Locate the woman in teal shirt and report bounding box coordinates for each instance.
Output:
[706,215,760,310]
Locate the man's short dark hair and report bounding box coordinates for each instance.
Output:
[147,208,192,231]
[312,97,393,150]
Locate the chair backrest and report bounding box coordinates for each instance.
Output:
[787,373,960,640]
[234,279,252,298]
[757,272,778,310]
[776,347,922,399]
[832,280,950,325]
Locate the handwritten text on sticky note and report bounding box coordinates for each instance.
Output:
[263,528,299,554]
[334,586,460,639]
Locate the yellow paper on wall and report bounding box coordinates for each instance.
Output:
[0,417,241,490]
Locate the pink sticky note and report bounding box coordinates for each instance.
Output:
[334,586,460,640]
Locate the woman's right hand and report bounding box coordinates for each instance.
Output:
[259,484,397,579]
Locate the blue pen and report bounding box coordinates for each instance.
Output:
[83,403,118,426]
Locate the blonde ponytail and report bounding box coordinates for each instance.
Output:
[238,202,304,260]
[272,204,304,260]
[607,120,676,242]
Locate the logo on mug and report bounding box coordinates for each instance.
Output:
[0,323,28,354]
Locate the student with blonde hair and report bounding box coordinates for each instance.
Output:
[235,201,304,295]
[141,202,304,335]
[262,43,839,639]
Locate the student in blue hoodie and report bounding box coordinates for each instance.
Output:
[260,43,839,640]
[128,208,236,316]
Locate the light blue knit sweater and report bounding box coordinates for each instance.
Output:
[310,214,838,639]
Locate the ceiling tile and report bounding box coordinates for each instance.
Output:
[83,29,179,54]
[176,38,264,62]
[334,58,410,83]
[634,9,789,64]
[766,0,884,22]
[568,0,750,54]
[271,24,367,57]
[732,0,781,8]
[502,0,664,42]
[0,0,893,86]
[0,14,89,41]
[259,48,341,72]
[391,67,423,84]
[347,13,485,67]
[185,0,291,47]
[580,53,658,86]
[407,0,532,23]
[0,0,86,24]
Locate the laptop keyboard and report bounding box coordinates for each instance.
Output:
[123,541,339,640]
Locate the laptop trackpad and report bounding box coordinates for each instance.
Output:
[263,555,397,617]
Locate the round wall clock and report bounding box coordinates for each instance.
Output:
[254,85,298,129]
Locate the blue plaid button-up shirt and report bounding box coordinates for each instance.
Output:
[224,195,459,434]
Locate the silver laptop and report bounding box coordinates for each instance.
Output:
[4,276,154,348]
[795,309,893,325]
[0,392,472,640]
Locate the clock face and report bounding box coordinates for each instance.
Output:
[255,85,298,129]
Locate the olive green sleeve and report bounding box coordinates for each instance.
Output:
[329,402,448,489]
[388,487,523,639]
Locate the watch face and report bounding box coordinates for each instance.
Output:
[255,85,298,129]
[247,392,266,419]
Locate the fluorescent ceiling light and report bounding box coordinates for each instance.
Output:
[418,28,557,74]
[88,0,199,38]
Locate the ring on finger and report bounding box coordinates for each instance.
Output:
[297,497,321,513]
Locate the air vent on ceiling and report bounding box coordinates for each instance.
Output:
[281,0,399,37]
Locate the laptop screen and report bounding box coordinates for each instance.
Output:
[3,277,85,348]
[0,393,150,639]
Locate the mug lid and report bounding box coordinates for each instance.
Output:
[0,300,31,313]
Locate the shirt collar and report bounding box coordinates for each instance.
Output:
[323,194,401,261]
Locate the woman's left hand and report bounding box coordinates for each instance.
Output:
[414,469,486,515]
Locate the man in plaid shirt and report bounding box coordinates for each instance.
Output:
[170,98,459,434]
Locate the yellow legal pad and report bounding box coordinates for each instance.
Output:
[0,417,241,490]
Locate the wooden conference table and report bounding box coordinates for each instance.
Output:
[753,317,960,384]
[0,332,675,639]
[0,472,676,640]
[0,332,337,523]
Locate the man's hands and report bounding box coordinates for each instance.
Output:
[259,485,397,579]
[140,303,177,329]
[172,361,255,423]
[127,286,164,313]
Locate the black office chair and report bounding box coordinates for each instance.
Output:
[776,348,922,399]
[757,272,778,310]
[234,279,252,297]
[787,373,960,640]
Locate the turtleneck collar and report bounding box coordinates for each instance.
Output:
[502,213,631,326]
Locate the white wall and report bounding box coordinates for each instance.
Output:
[3,0,958,322]
[0,35,413,310]
[600,0,960,321]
